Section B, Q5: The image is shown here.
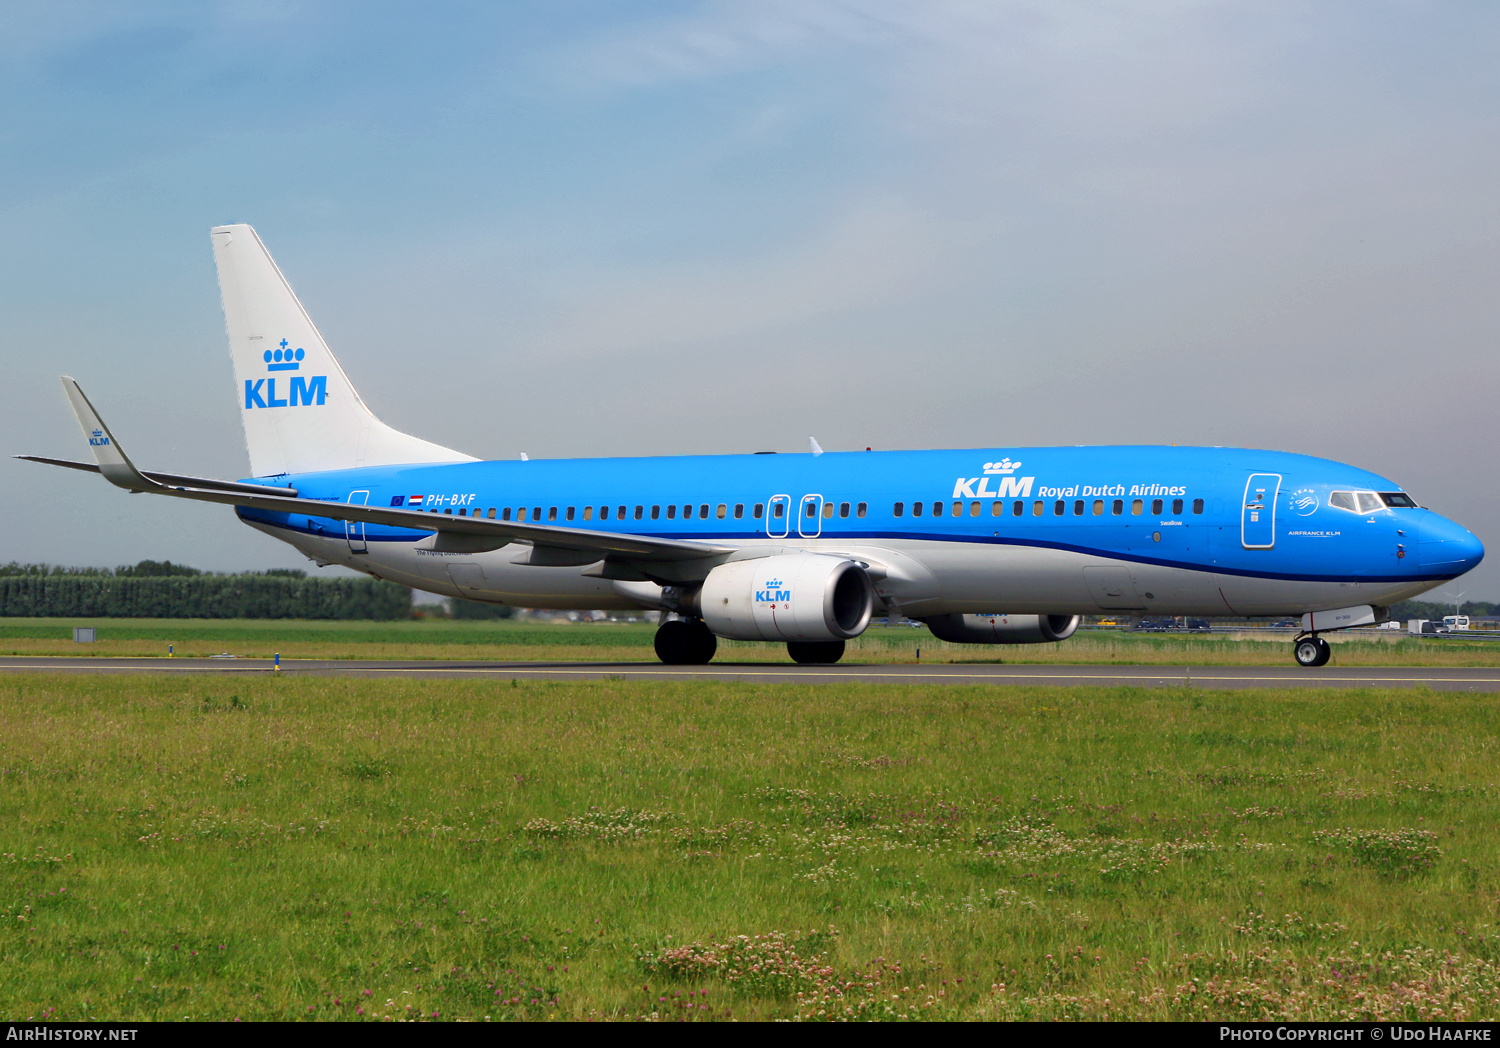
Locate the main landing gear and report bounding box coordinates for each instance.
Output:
[654,618,718,665]
[1293,634,1332,668]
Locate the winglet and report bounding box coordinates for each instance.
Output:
[59,377,159,492]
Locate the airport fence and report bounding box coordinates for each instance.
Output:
[0,575,412,620]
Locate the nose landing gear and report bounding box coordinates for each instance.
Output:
[1293,634,1331,667]
[654,618,718,665]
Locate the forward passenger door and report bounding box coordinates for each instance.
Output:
[1241,474,1281,550]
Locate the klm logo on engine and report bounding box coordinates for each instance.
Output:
[953,458,1034,499]
[245,338,327,409]
[756,578,791,603]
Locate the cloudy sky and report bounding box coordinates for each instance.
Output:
[3,1,1497,598]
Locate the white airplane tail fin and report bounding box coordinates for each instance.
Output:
[210,224,474,478]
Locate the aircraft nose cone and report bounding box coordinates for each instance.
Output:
[1418,514,1485,578]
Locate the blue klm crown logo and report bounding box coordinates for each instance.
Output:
[265,338,304,372]
[756,578,791,603]
[245,336,327,410]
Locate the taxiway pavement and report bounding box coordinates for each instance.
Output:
[1,657,1498,691]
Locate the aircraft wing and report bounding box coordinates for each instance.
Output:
[14,455,301,497]
[19,377,734,564]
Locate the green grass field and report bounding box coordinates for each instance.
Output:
[4,672,1500,1021]
[3,617,1499,666]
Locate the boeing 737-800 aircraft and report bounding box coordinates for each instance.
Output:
[20,225,1484,667]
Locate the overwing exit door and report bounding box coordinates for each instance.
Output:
[766,494,791,538]
[798,494,824,538]
[1241,474,1281,550]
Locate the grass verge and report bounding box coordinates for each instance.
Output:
[3,673,1500,1020]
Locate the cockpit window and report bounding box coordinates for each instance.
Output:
[1329,489,1406,513]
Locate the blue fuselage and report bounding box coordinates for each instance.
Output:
[236,445,1483,617]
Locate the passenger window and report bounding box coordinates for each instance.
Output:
[1012,500,1023,517]
[893,502,904,517]
[734,504,744,519]
[651,505,660,520]
[1074,500,1084,516]
[503,507,512,521]
[1357,492,1381,514]
[823,502,834,519]
[932,502,943,517]
[1112,500,1122,515]
[1151,499,1162,515]
[1093,500,1104,516]
[840,502,851,518]
[857,503,867,518]
[717,504,727,519]
[583,506,593,521]
[566,507,575,521]
[666,504,676,519]
[754,503,764,519]
[1131,499,1143,515]
[1192,499,1204,514]
[700,504,709,519]
[1172,499,1182,515]
[912,501,923,517]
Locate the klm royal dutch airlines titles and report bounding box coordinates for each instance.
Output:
[19,226,1483,667]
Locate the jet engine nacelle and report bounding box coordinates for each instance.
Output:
[922,613,1081,644]
[699,555,874,642]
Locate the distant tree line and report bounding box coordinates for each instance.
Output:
[0,561,411,619]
